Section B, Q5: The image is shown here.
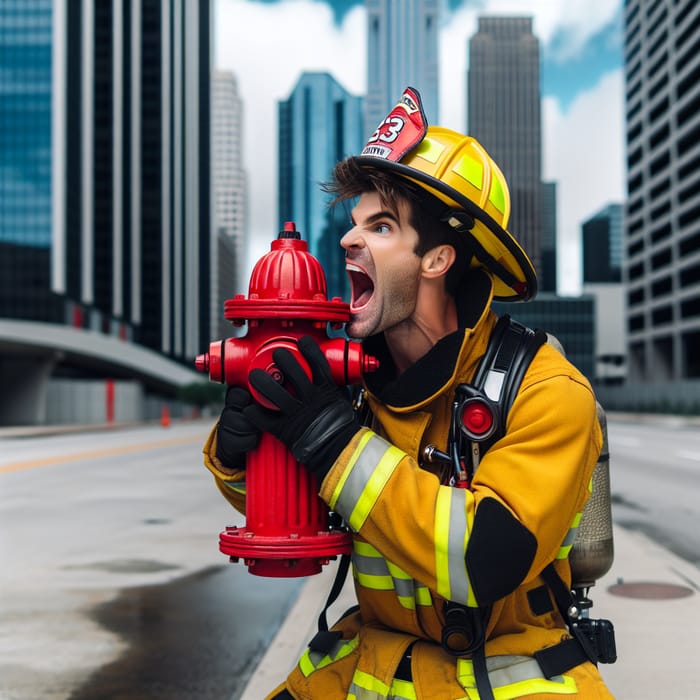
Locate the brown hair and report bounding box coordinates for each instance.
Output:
[324,157,472,295]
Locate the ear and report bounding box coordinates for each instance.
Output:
[421,244,457,280]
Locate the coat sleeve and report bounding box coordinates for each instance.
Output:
[319,362,601,609]
[202,421,247,513]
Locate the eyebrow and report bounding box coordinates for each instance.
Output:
[350,209,400,227]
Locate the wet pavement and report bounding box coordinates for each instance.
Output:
[68,565,303,700]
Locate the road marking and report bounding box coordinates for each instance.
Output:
[675,449,700,462]
[0,435,203,474]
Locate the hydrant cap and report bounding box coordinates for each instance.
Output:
[224,224,351,322]
[249,236,327,301]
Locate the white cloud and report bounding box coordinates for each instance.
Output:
[543,68,625,295]
[215,0,366,273]
[442,0,620,63]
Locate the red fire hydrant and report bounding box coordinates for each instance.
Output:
[196,222,378,577]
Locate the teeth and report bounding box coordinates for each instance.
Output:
[346,263,364,273]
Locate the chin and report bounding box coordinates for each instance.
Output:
[346,316,373,340]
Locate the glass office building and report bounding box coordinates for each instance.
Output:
[278,72,364,302]
[0,0,61,321]
[0,0,213,364]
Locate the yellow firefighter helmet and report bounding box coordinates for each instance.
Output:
[357,88,537,301]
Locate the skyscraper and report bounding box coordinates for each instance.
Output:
[365,0,439,137]
[540,181,558,293]
[0,0,61,323]
[278,72,364,301]
[1,0,212,364]
[212,70,247,281]
[624,0,700,381]
[211,69,247,337]
[582,204,626,385]
[582,204,623,284]
[468,17,543,279]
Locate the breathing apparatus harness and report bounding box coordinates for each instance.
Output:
[310,315,615,696]
[432,314,616,700]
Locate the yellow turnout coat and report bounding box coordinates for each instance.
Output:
[204,274,613,699]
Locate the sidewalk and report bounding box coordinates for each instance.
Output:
[239,524,700,700]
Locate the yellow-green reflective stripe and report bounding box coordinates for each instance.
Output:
[457,656,577,699]
[386,560,412,581]
[556,512,583,559]
[347,672,421,700]
[298,635,358,677]
[353,569,395,591]
[435,488,451,597]
[452,154,484,189]
[354,539,382,557]
[488,172,507,214]
[333,433,403,532]
[435,486,472,605]
[348,669,390,699]
[415,584,432,606]
[415,137,445,164]
[389,677,418,700]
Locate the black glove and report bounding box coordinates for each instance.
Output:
[244,336,360,479]
[215,386,261,469]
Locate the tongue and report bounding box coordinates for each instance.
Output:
[353,288,373,309]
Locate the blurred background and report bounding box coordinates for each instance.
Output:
[1,0,698,425]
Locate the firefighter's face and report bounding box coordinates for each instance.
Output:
[341,192,422,339]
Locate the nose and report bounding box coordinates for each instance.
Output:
[340,225,365,252]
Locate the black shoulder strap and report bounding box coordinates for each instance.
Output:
[317,552,352,632]
[470,314,547,455]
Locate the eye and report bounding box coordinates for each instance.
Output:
[375,222,391,234]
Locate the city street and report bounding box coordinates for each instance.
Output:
[0,420,303,700]
[607,414,700,567]
[1,414,699,699]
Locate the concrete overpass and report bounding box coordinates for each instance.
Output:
[0,319,203,426]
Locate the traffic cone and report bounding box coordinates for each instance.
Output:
[160,404,171,428]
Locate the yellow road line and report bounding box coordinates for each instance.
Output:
[0,434,203,474]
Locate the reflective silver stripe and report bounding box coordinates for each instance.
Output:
[333,433,403,531]
[457,655,578,697]
[352,551,389,576]
[435,486,471,604]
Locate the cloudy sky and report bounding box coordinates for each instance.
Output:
[215,0,625,295]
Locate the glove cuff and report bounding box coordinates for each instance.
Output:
[292,403,359,479]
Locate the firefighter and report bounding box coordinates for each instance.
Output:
[203,88,614,699]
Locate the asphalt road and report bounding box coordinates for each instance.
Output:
[0,419,303,700]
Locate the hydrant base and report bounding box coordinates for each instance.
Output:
[220,527,353,578]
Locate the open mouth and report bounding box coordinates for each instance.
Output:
[346,262,375,311]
